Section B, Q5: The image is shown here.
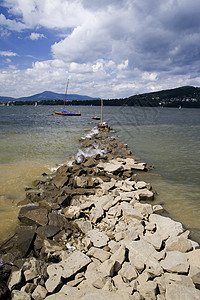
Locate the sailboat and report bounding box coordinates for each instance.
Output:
[55,79,81,116]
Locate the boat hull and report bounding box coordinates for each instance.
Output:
[55,111,81,116]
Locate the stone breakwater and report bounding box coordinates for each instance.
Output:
[0,124,200,300]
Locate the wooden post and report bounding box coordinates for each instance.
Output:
[101,99,103,123]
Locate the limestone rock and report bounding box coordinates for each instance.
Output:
[63,205,81,219]
[32,285,47,300]
[8,269,22,291]
[120,202,143,220]
[142,233,163,250]
[161,251,189,274]
[137,281,157,300]
[11,290,31,300]
[118,262,138,282]
[74,176,88,188]
[165,284,200,300]
[46,251,91,293]
[134,202,153,216]
[149,214,183,240]
[165,235,193,253]
[87,229,109,248]
[87,247,111,262]
[134,189,154,201]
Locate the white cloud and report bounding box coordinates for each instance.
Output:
[1,0,200,98]
[29,32,46,40]
[0,50,18,56]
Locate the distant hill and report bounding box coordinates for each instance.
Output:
[0,91,100,102]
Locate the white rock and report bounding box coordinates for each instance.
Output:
[87,229,109,248]
[99,259,121,277]
[186,249,200,268]
[137,281,157,300]
[165,284,200,300]
[90,206,104,223]
[120,202,143,220]
[8,269,22,291]
[119,262,138,282]
[142,233,163,250]
[87,247,111,262]
[46,251,91,293]
[152,204,164,214]
[149,214,183,240]
[146,257,163,277]
[134,188,154,201]
[63,206,81,219]
[32,285,47,300]
[161,251,189,274]
[134,202,153,216]
[110,244,126,265]
[135,181,148,189]
[166,235,193,253]
[11,290,31,300]
[164,273,195,288]
[126,240,158,267]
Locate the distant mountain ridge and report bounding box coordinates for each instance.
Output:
[0,91,100,102]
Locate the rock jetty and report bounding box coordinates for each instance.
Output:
[0,123,200,300]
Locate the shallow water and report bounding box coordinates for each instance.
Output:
[0,105,199,242]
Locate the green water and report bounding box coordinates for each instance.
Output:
[0,105,199,241]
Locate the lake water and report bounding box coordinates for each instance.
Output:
[0,105,200,242]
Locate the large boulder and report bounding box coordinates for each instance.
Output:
[161,251,189,274]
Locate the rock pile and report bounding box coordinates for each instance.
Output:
[0,126,200,300]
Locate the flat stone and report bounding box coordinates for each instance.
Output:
[15,224,37,256]
[134,188,154,201]
[142,233,163,250]
[46,251,91,293]
[164,273,195,288]
[135,181,148,189]
[126,240,158,267]
[166,235,193,253]
[74,219,92,234]
[149,214,183,240]
[87,229,109,248]
[87,247,111,262]
[18,206,48,226]
[120,202,143,220]
[165,284,200,300]
[36,225,60,238]
[161,251,189,273]
[134,202,153,216]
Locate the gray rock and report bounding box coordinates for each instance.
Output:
[36,225,60,239]
[137,281,157,300]
[74,219,92,234]
[15,224,37,256]
[161,251,189,274]
[18,206,48,226]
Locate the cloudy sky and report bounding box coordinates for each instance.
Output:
[1,0,200,98]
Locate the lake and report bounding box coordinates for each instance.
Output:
[0,105,199,242]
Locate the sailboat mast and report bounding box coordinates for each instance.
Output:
[63,79,69,110]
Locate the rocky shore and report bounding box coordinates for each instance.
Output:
[0,123,200,300]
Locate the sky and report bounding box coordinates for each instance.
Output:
[1,0,200,99]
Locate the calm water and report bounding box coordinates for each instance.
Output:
[0,105,200,242]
